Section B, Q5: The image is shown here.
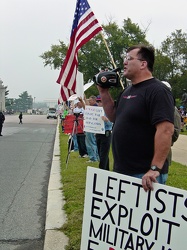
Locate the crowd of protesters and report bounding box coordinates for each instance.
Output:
[60,94,113,170]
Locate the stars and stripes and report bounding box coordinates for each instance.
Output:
[57,0,102,102]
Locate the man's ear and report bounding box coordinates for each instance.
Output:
[140,60,147,70]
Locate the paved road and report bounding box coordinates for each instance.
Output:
[0,115,57,250]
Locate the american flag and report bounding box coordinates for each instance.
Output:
[57,0,102,102]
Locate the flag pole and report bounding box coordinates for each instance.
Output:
[100,32,124,90]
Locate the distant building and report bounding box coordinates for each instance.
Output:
[44,99,58,109]
[0,79,6,111]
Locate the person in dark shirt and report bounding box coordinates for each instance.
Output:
[19,112,23,124]
[181,89,187,107]
[95,95,113,170]
[97,45,174,191]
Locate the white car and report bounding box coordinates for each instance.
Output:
[47,111,58,119]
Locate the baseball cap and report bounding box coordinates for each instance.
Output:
[74,99,80,105]
[96,95,101,101]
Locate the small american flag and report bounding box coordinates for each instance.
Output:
[57,0,102,102]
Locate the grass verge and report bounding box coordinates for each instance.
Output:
[180,129,187,135]
[59,129,187,250]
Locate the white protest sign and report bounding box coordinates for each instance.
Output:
[81,167,187,250]
[84,106,105,134]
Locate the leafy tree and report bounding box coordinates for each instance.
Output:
[5,88,10,108]
[40,41,68,70]
[153,49,172,81]
[5,91,33,112]
[40,18,149,100]
[161,30,187,77]
[160,29,187,99]
[5,98,14,113]
[18,91,33,111]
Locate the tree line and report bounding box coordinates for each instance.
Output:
[5,91,33,113]
[40,18,187,106]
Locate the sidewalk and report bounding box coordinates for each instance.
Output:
[172,134,187,165]
[43,124,68,250]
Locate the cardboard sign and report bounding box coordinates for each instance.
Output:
[81,167,187,250]
[84,106,105,134]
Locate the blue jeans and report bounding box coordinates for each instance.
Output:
[85,132,99,161]
[128,173,168,185]
[73,134,79,151]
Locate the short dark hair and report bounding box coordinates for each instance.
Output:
[89,95,97,100]
[127,45,155,72]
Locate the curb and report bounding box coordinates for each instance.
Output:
[44,122,68,250]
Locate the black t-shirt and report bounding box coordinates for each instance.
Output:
[112,78,174,175]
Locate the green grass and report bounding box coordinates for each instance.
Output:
[180,129,187,135]
[59,129,187,250]
[167,161,187,189]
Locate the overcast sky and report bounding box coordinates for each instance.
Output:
[0,0,186,102]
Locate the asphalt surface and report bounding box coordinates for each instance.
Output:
[0,114,57,250]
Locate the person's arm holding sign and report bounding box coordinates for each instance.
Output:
[142,121,174,191]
